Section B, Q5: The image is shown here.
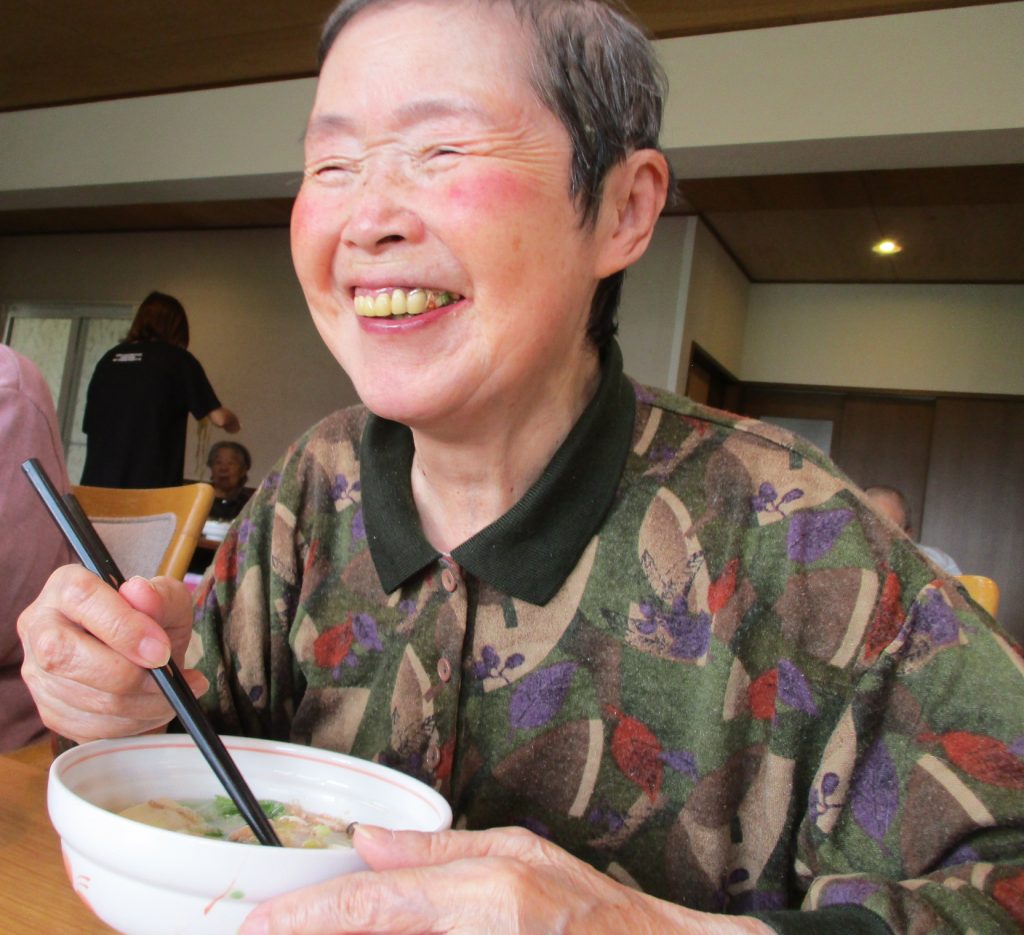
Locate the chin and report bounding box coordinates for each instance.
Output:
[352,380,439,427]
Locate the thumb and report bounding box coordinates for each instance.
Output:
[119,574,190,623]
[118,576,204,691]
[353,824,541,872]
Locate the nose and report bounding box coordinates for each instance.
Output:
[340,159,425,252]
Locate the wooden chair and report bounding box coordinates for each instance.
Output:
[956,574,1000,618]
[71,483,215,581]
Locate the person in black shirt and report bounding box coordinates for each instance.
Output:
[80,291,240,488]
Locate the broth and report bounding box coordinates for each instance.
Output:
[118,795,354,848]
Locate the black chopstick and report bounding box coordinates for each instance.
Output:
[21,458,282,847]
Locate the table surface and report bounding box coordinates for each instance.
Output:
[0,739,114,933]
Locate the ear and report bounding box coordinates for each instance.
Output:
[593,149,670,279]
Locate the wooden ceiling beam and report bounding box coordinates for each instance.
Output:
[627,0,1013,38]
[1,1,1012,111]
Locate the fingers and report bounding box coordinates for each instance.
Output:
[353,823,549,872]
[239,864,480,935]
[120,575,196,658]
[23,566,171,668]
[17,565,203,742]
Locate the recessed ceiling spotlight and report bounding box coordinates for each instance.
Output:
[872,239,903,255]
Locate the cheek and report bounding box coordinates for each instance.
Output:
[446,169,531,210]
[444,169,558,253]
[290,187,338,290]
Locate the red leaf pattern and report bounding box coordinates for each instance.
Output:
[313,617,355,669]
[920,731,1024,790]
[993,871,1024,928]
[749,668,779,721]
[606,705,663,801]
[708,558,740,614]
[863,571,905,661]
[435,737,456,781]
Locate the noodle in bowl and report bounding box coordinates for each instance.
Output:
[48,734,452,934]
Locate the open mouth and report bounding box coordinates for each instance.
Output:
[353,288,462,319]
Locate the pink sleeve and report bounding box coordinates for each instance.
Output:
[0,348,73,749]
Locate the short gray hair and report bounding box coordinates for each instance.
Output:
[317,0,671,349]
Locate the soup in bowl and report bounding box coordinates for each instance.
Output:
[48,734,452,935]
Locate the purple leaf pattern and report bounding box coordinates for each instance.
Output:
[819,879,881,908]
[809,770,842,821]
[661,749,699,779]
[509,662,577,730]
[587,801,626,833]
[351,507,366,541]
[914,591,961,647]
[632,600,711,661]
[850,740,898,843]
[777,660,818,715]
[787,510,854,563]
[353,613,383,652]
[474,646,526,683]
[330,473,361,504]
[752,482,804,515]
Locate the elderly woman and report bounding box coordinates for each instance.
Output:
[19,2,1024,934]
[205,441,253,521]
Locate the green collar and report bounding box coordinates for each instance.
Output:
[360,340,636,605]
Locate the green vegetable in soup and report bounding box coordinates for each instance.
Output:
[118,797,354,848]
[211,794,286,821]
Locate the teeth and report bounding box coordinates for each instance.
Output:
[406,289,427,315]
[353,288,460,319]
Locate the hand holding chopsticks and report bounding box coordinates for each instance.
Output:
[21,458,282,847]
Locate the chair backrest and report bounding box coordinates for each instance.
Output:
[71,483,215,581]
[956,574,1000,618]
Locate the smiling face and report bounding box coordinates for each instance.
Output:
[290,0,612,431]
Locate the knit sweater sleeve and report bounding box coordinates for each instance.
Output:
[755,578,1024,933]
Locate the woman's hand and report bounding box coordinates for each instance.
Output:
[240,825,774,935]
[17,566,207,742]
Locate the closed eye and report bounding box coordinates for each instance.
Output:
[423,144,467,161]
[304,157,362,181]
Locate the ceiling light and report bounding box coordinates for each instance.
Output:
[872,239,902,255]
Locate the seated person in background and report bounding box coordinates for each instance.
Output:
[188,441,255,575]
[17,2,1024,932]
[206,441,254,521]
[0,345,72,751]
[864,484,963,575]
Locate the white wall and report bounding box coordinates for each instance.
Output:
[617,216,693,390]
[0,80,313,203]
[658,2,1024,177]
[678,222,750,391]
[3,4,1021,212]
[741,283,1024,395]
[0,230,358,486]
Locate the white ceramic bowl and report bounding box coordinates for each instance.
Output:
[48,735,452,934]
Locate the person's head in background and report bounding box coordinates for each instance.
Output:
[865,485,913,535]
[207,441,251,498]
[125,291,190,348]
